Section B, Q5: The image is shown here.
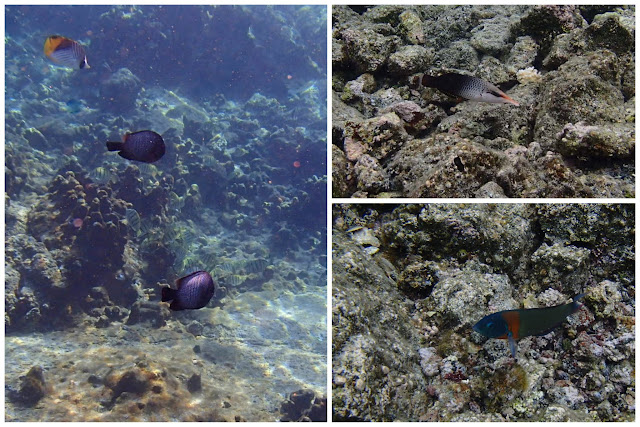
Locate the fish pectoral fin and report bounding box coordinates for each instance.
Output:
[508,333,517,358]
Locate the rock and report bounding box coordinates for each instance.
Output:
[23,128,48,150]
[187,321,204,336]
[279,389,326,422]
[470,15,516,56]
[8,366,47,406]
[387,45,432,76]
[474,181,507,198]
[186,373,202,393]
[554,122,634,160]
[353,155,387,195]
[344,112,409,161]
[339,27,401,74]
[99,68,141,112]
[126,300,170,328]
[398,9,425,44]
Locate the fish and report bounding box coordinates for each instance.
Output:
[167,192,182,210]
[125,208,141,233]
[473,294,585,357]
[44,35,89,69]
[411,72,519,106]
[244,258,268,273]
[227,274,246,286]
[161,270,216,310]
[183,258,204,275]
[90,166,111,183]
[219,261,237,273]
[163,225,179,242]
[64,99,85,113]
[106,130,165,163]
[454,156,465,172]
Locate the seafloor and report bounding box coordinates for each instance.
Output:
[332,5,635,198]
[332,204,634,421]
[5,5,327,422]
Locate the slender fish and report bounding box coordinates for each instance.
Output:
[411,72,519,106]
[473,294,585,357]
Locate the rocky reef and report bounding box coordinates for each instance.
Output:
[332,5,635,198]
[332,204,634,421]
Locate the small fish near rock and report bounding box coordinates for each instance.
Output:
[411,72,519,106]
[473,294,585,357]
[106,130,166,163]
[161,270,216,311]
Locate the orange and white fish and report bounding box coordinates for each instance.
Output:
[411,72,519,106]
[44,35,90,69]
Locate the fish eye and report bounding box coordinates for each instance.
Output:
[486,321,493,328]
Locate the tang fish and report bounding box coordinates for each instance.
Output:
[44,35,89,69]
[106,130,165,163]
[473,294,585,357]
[411,72,519,106]
[161,270,216,311]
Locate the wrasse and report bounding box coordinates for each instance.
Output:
[473,294,585,357]
[411,72,519,106]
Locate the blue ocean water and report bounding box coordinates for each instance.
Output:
[5,5,327,421]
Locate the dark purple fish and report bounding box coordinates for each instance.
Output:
[106,130,165,163]
[161,270,216,311]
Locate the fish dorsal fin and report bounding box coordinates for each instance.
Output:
[176,270,204,288]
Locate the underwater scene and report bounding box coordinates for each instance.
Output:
[5,5,327,421]
[332,5,635,198]
[333,204,634,421]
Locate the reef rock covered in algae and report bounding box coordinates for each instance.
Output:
[332,204,634,421]
[332,5,635,198]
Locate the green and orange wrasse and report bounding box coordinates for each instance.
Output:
[473,294,585,357]
[410,72,519,106]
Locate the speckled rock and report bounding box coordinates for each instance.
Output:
[339,27,401,75]
[470,15,516,56]
[332,144,355,197]
[344,112,409,161]
[398,9,425,45]
[530,243,590,295]
[387,45,432,76]
[554,121,634,160]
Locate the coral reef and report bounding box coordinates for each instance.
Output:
[332,204,634,421]
[5,5,327,422]
[332,5,635,198]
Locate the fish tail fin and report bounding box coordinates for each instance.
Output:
[106,141,123,151]
[420,74,437,88]
[572,293,586,312]
[161,286,175,302]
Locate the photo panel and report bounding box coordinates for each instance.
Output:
[332,203,634,421]
[332,5,635,198]
[5,5,327,421]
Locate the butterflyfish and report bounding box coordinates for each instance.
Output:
[473,294,585,357]
[44,35,90,69]
[411,72,519,106]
